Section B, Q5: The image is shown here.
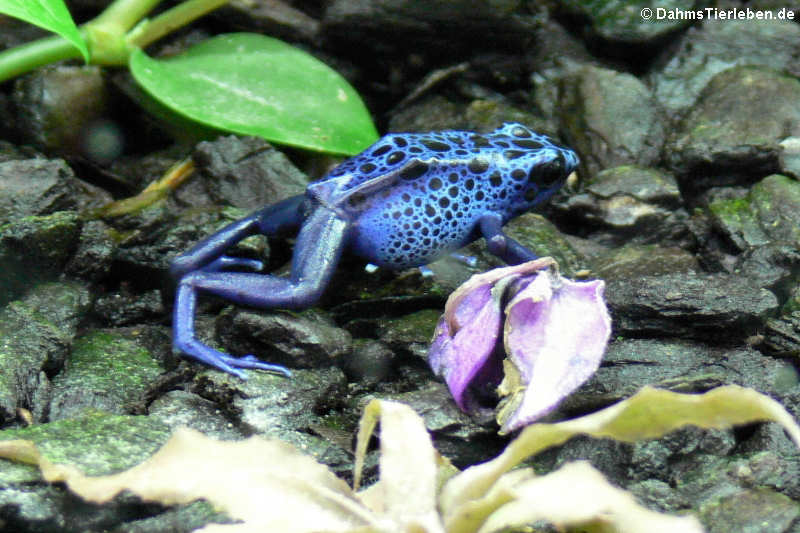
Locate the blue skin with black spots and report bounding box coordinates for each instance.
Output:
[170,123,579,378]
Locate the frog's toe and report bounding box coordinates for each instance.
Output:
[217,353,293,378]
[176,338,293,379]
[203,256,264,272]
[449,252,477,267]
[174,338,250,379]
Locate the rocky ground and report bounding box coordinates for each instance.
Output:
[0,1,799,531]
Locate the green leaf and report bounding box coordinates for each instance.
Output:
[0,0,89,63]
[129,33,378,155]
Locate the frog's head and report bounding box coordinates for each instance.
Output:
[498,124,579,213]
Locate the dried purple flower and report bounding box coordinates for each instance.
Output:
[428,258,611,433]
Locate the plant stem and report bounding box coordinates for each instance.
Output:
[82,0,163,65]
[0,34,82,84]
[0,0,230,81]
[128,0,231,48]
[89,0,163,34]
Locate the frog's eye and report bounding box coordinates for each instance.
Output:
[530,157,564,187]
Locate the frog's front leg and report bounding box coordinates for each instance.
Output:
[172,206,348,379]
[478,213,538,265]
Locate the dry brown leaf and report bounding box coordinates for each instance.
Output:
[354,399,444,533]
[0,428,375,533]
[477,461,702,533]
[441,385,800,531]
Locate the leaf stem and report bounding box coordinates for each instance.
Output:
[89,0,163,34]
[0,34,82,84]
[128,0,231,49]
[0,0,231,80]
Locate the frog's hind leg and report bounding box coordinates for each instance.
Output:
[172,207,348,378]
[170,194,306,280]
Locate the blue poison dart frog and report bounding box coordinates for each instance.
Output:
[170,123,579,378]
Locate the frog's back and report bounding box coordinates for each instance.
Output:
[307,123,576,269]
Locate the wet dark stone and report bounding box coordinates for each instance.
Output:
[377,308,440,360]
[106,199,178,276]
[650,20,800,117]
[65,219,116,282]
[585,166,682,207]
[0,211,81,268]
[564,339,799,414]
[708,174,800,252]
[630,427,737,483]
[148,390,245,440]
[669,446,800,532]
[738,428,800,479]
[606,273,779,341]
[560,66,666,177]
[697,485,799,533]
[593,244,699,281]
[215,0,320,43]
[184,136,308,209]
[554,165,689,245]
[779,137,800,178]
[558,0,695,45]
[535,435,632,485]
[0,211,82,305]
[497,213,589,277]
[388,96,470,133]
[668,68,800,187]
[764,311,800,358]
[93,289,165,327]
[344,339,396,386]
[0,282,91,424]
[323,0,537,57]
[216,308,353,369]
[109,144,188,192]
[193,367,352,473]
[0,158,109,226]
[0,140,40,162]
[388,96,548,140]
[12,66,110,156]
[628,479,690,513]
[733,244,800,293]
[49,331,164,421]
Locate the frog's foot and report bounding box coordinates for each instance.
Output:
[216,353,292,378]
[418,264,434,277]
[202,255,264,273]
[174,337,291,379]
[479,214,538,265]
[449,253,478,267]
